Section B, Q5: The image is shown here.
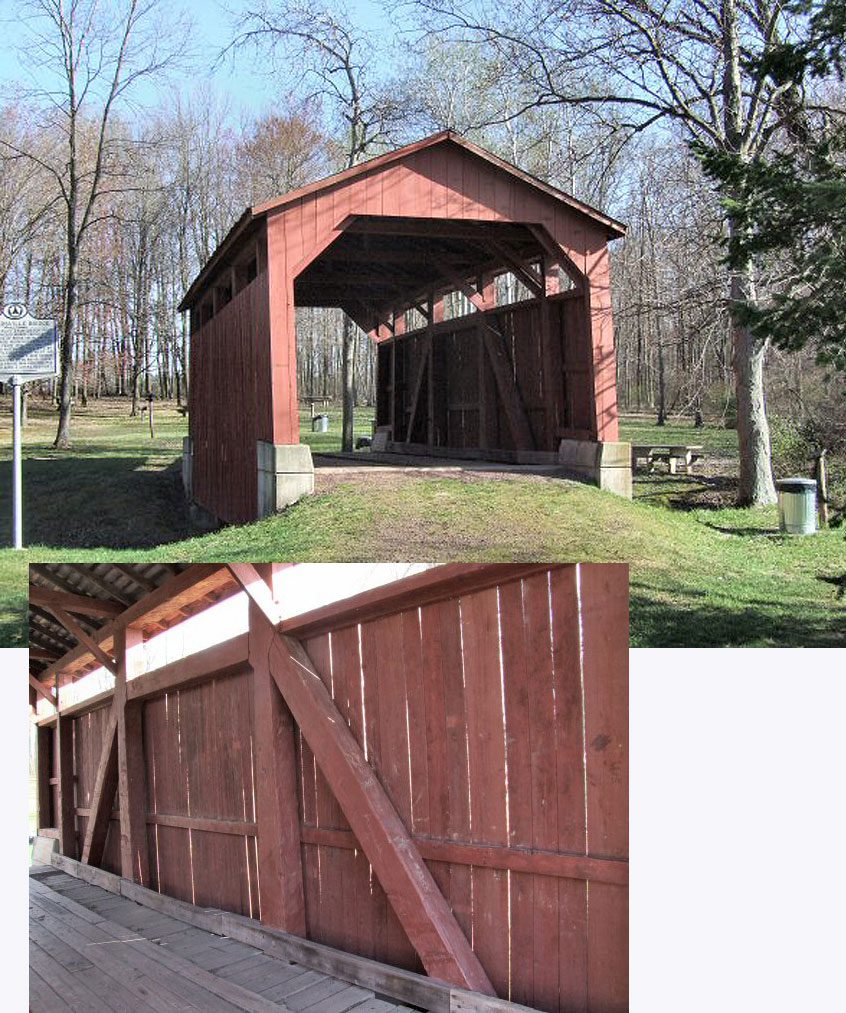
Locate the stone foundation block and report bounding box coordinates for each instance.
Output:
[257,441,315,517]
[558,439,632,499]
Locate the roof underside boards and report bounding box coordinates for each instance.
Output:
[28,564,240,694]
[294,217,548,319]
[178,131,625,314]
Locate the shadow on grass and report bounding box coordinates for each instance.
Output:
[634,471,739,511]
[704,523,782,537]
[0,457,192,549]
[630,580,845,647]
[0,595,27,647]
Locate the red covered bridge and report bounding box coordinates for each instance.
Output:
[178,132,629,526]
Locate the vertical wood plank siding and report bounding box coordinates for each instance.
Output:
[289,565,628,1012]
[50,566,628,1013]
[190,265,271,524]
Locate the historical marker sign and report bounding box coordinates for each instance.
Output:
[0,303,59,382]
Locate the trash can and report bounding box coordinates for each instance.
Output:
[311,413,329,433]
[775,477,817,534]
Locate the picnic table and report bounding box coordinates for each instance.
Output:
[632,444,705,475]
[300,395,332,418]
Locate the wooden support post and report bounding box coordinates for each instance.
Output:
[404,338,432,443]
[115,626,150,885]
[56,681,77,858]
[390,333,397,439]
[427,292,435,447]
[539,257,561,451]
[80,711,118,867]
[249,601,307,934]
[36,725,53,831]
[816,450,829,528]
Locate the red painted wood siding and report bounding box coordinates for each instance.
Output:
[292,565,628,1013]
[190,270,272,524]
[142,667,258,916]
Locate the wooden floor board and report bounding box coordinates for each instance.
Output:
[304,984,373,1013]
[30,867,426,1013]
[260,971,331,1004]
[29,964,74,1012]
[29,880,275,1012]
[286,976,351,1011]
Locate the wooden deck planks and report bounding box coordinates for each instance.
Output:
[29,870,425,1013]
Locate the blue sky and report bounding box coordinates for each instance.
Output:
[0,0,396,120]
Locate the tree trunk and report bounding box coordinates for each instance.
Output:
[342,314,355,452]
[732,321,777,506]
[54,246,77,448]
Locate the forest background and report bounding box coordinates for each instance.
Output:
[1,0,844,509]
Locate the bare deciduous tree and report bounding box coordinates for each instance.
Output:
[2,0,189,446]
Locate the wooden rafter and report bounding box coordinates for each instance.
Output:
[483,238,543,296]
[37,565,234,688]
[29,585,125,618]
[47,605,118,676]
[62,565,136,606]
[109,564,158,592]
[29,648,61,662]
[230,563,494,994]
[30,564,92,597]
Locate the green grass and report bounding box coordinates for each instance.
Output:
[2,398,843,648]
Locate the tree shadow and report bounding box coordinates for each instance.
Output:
[703,523,782,537]
[0,457,192,549]
[630,579,845,647]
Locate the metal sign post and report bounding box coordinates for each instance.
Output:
[11,374,22,549]
[1,303,59,550]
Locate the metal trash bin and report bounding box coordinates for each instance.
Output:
[311,413,329,433]
[776,477,817,534]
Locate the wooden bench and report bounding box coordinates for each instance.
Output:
[632,444,704,475]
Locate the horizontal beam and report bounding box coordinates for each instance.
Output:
[29,585,125,617]
[347,217,533,244]
[300,827,628,887]
[37,633,251,726]
[146,812,257,836]
[29,648,61,661]
[279,563,565,639]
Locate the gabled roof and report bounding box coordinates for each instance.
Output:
[179,130,625,312]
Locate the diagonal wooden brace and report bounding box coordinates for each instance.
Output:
[230,564,494,994]
[80,710,119,866]
[266,633,495,994]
